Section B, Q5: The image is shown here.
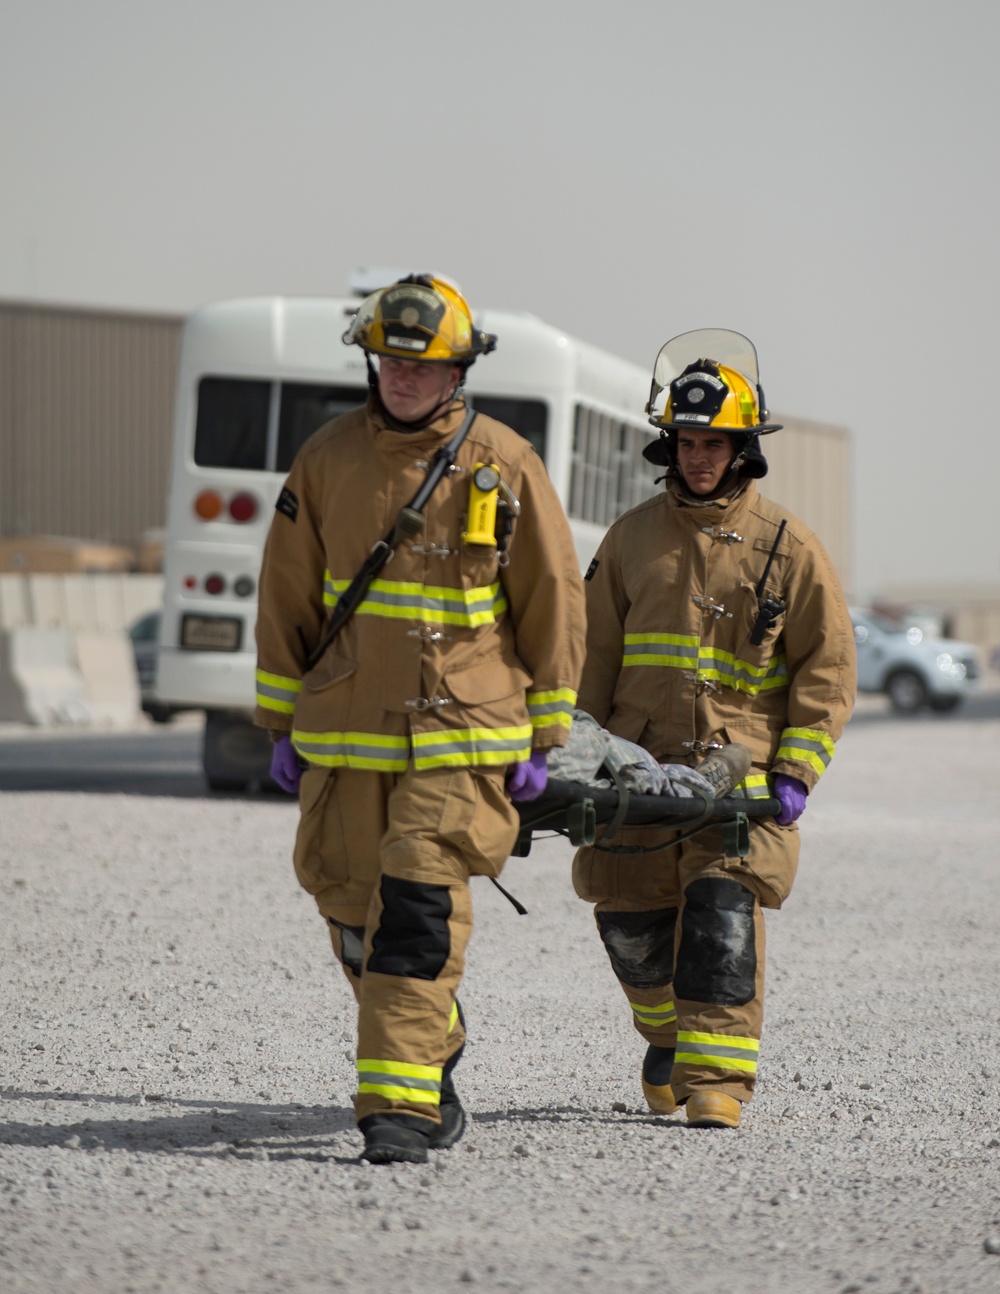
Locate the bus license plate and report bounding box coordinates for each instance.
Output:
[180,614,243,652]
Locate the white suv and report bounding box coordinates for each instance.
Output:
[851,609,980,714]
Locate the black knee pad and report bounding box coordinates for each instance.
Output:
[674,877,756,1006]
[328,919,365,978]
[596,908,678,988]
[367,875,452,981]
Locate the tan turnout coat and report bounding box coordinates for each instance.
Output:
[579,479,856,798]
[255,398,585,769]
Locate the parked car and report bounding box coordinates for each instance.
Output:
[128,611,184,724]
[851,608,979,714]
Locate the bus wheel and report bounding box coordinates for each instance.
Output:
[202,709,271,793]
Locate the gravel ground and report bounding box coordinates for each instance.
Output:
[2,694,1000,1294]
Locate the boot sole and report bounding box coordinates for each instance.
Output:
[362,1142,428,1165]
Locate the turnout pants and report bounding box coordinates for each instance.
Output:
[292,763,520,1129]
[572,815,799,1105]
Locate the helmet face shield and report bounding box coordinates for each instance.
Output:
[648,329,761,421]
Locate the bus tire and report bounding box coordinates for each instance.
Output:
[207,775,250,793]
[202,709,271,793]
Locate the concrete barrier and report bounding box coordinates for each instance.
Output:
[75,631,142,727]
[0,574,164,727]
[0,575,31,630]
[0,627,90,726]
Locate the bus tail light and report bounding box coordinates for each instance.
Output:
[228,492,258,523]
[194,490,224,520]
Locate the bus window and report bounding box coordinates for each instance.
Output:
[277,384,368,471]
[469,397,547,461]
[570,405,659,525]
[194,377,271,469]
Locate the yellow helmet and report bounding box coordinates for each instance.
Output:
[655,360,765,431]
[343,274,497,364]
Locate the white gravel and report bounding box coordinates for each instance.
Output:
[3,694,1000,1294]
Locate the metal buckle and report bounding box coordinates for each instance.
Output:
[414,461,465,475]
[682,671,721,694]
[406,627,451,643]
[701,525,744,544]
[409,543,455,559]
[692,594,732,620]
[404,696,453,711]
[681,739,724,753]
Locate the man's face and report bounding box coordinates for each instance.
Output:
[675,428,736,496]
[378,356,461,423]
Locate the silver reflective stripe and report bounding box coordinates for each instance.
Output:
[357,1068,440,1093]
[679,1040,757,1061]
[411,725,532,769]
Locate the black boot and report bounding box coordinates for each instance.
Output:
[359,1114,431,1165]
[430,1043,466,1149]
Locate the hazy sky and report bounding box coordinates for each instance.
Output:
[3,0,998,598]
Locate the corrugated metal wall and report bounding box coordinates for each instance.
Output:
[762,416,852,594]
[0,301,181,550]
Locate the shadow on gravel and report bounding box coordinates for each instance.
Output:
[0,1088,357,1162]
[1,1091,690,1160]
[472,1104,682,1131]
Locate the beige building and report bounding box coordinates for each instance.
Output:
[0,299,180,561]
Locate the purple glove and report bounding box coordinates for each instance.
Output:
[774,774,807,826]
[506,750,548,803]
[270,734,303,795]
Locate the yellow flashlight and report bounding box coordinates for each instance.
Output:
[462,463,501,547]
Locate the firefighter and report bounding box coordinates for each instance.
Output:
[572,329,855,1128]
[255,274,585,1164]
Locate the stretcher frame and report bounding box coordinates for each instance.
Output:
[513,777,781,859]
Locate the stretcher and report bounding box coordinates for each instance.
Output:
[513,777,781,859]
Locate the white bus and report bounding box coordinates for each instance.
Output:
[156,294,659,789]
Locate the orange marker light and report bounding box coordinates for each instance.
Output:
[194,489,224,520]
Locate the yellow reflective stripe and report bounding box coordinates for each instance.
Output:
[675,1030,759,1073]
[698,648,790,694]
[358,1059,441,1080]
[323,573,506,627]
[731,773,772,800]
[411,725,532,770]
[775,726,835,776]
[621,634,789,696]
[292,730,410,771]
[357,1083,440,1103]
[674,1052,758,1074]
[255,668,302,714]
[678,1030,758,1051]
[448,1002,459,1033]
[357,1057,442,1105]
[527,687,577,730]
[629,999,676,1026]
[623,633,699,668]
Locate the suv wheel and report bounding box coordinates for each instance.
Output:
[886,668,928,714]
